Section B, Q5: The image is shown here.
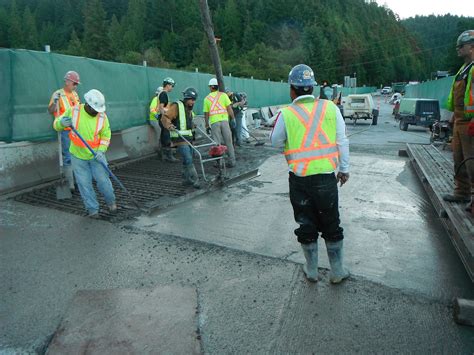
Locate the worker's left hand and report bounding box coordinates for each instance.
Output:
[95,151,107,165]
[336,172,350,186]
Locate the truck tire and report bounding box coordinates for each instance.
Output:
[371,109,379,125]
[399,119,408,131]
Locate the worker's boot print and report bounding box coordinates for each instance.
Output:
[301,242,318,282]
[325,240,350,284]
[64,165,75,192]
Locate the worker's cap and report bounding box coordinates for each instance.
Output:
[457,30,474,48]
[288,64,316,88]
[208,78,218,86]
[84,89,106,113]
[64,71,80,84]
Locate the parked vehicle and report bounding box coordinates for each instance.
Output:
[381,86,392,95]
[395,98,440,131]
[342,94,379,125]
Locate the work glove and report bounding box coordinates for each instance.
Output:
[468,121,474,137]
[95,151,107,165]
[206,127,211,135]
[53,92,61,103]
[60,116,72,127]
[154,113,160,120]
[230,119,236,129]
[336,172,350,187]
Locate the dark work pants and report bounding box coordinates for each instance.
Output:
[289,172,344,244]
[159,120,171,148]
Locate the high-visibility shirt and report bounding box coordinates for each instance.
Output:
[281,97,338,176]
[203,91,231,124]
[53,104,111,160]
[170,101,194,140]
[447,62,474,120]
[149,96,160,121]
[49,89,80,118]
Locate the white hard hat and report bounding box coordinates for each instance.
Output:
[84,89,106,113]
[208,78,218,86]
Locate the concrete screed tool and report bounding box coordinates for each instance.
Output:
[242,126,265,146]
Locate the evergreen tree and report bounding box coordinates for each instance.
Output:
[23,6,39,50]
[82,0,111,60]
[66,29,83,56]
[8,0,23,48]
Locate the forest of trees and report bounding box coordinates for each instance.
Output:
[402,14,474,77]
[0,0,472,85]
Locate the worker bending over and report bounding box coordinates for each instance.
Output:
[162,88,201,189]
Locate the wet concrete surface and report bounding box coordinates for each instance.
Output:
[2,100,474,353]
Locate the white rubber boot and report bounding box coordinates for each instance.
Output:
[325,240,350,284]
[301,242,318,282]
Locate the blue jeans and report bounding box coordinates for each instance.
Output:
[71,155,116,214]
[61,131,72,166]
[177,145,193,166]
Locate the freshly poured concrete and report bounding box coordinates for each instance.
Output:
[2,101,474,353]
[47,286,200,354]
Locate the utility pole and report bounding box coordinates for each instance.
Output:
[198,0,225,92]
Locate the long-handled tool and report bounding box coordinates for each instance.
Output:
[242,126,265,146]
[55,102,73,200]
[70,127,141,209]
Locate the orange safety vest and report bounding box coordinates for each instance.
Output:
[282,98,338,176]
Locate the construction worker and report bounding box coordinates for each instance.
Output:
[148,86,164,151]
[47,70,81,190]
[226,89,246,146]
[157,77,178,162]
[53,89,116,218]
[442,30,474,213]
[161,87,200,189]
[270,64,350,284]
[203,78,236,167]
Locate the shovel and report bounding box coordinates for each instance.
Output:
[70,127,141,209]
[55,103,72,200]
[242,126,265,146]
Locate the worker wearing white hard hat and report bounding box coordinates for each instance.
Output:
[53,89,116,218]
[203,77,236,167]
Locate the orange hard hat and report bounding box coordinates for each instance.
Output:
[64,71,80,84]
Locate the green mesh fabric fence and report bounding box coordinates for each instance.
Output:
[404,76,454,109]
[0,48,375,142]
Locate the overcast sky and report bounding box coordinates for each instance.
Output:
[376,0,471,19]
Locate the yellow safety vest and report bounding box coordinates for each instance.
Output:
[54,104,111,160]
[204,91,230,124]
[282,98,338,176]
[447,63,474,119]
[149,96,160,121]
[170,101,194,139]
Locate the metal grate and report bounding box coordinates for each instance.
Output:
[13,143,277,222]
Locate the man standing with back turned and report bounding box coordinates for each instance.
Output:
[442,30,474,213]
[271,64,350,284]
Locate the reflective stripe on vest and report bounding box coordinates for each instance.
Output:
[282,99,338,176]
[170,101,193,138]
[207,93,227,116]
[69,106,106,149]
